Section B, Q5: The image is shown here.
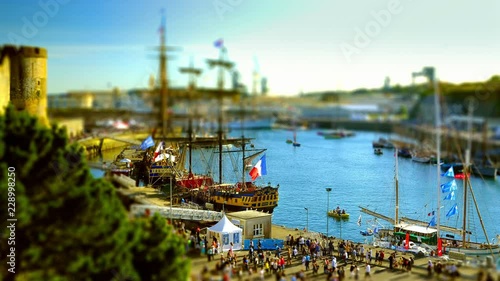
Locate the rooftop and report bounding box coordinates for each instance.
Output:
[226,210,272,220]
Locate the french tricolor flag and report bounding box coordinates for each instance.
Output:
[153,141,164,161]
[249,155,267,181]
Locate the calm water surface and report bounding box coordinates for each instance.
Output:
[92,129,500,243]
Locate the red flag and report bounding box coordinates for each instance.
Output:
[437,238,443,256]
[404,232,410,249]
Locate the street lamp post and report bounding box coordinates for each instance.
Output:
[325,188,332,237]
[304,207,309,232]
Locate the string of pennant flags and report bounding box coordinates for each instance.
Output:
[427,166,458,228]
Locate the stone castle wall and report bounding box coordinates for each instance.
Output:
[0,45,48,126]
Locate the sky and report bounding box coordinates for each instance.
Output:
[1,0,499,96]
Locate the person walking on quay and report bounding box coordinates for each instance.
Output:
[364,263,371,280]
[303,253,311,271]
[331,256,337,273]
[338,266,345,280]
[292,246,298,260]
[350,263,356,278]
[328,239,334,256]
[427,260,433,278]
[352,247,358,262]
[377,250,384,266]
[388,253,394,270]
[359,245,365,262]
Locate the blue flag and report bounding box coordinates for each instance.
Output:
[214,38,223,48]
[441,166,455,178]
[441,180,457,193]
[444,191,456,201]
[140,135,154,150]
[427,216,437,228]
[446,203,458,218]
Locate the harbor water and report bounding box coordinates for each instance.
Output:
[92,129,500,244]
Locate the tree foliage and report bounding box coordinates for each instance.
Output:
[0,105,189,280]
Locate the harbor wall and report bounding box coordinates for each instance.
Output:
[305,119,396,133]
[77,132,150,157]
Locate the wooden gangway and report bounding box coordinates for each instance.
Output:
[359,206,395,225]
[359,206,466,236]
[130,204,224,222]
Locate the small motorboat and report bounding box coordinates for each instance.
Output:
[360,229,374,236]
[328,209,349,219]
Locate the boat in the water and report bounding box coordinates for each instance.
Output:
[374,148,383,155]
[411,154,431,164]
[328,207,349,219]
[360,229,374,236]
[372,137,393,148]
[397,148,412,158]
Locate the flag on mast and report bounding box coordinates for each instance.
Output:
[440,179,457,193]
[214,38,224,48]
[441,166,455,178]
[427,216,437,228]
[443,191,456,201]
[446,203,458,218]
[140,135,154,150]
[153,141,164,161]
[249,155,267,181]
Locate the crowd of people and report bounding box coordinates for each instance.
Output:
[187,227,500,281]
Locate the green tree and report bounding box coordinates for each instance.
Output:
[130,214,190,281]
[0,105,189,280]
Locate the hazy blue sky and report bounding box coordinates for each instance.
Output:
[1,0,499,95]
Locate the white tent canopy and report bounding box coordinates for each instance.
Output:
[207,214,243,252]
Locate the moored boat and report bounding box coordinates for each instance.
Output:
[372,137,393,148]
[411,155,431,163]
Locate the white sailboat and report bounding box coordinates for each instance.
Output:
[439,102,500,257]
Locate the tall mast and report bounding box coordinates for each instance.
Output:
[237,72,247,189]
[432,69,442,243]
[179,59,202,176]
[158,10,169,138]
[395,147,399,226]
[462,100,473,245]
[207,44,234,184]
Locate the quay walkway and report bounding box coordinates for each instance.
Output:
[130,204,224,222]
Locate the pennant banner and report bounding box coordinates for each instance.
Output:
[446,203,458,218]
[441,166,455,178]
[441,180,457,193]
[427,216,437,228]
[444,191,456,201]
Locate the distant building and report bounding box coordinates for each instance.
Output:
[0,45,49,126]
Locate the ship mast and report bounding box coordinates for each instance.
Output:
[158,10,169,138]
[462,101,472,245]
[462,100,495,258]
[395,147,399,226]
[179,59,202,176]
[207,44,234,184]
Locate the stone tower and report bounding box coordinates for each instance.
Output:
[0,45,49,126]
